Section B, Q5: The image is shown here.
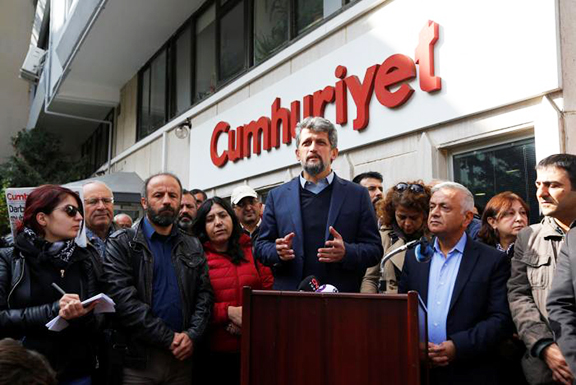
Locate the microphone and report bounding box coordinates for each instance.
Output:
[415,237,435,263]
[298,275,321,292]
[378,236,433,292]
[316,284,339,293]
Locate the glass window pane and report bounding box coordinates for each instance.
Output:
[453,138,539,225]
[97,126,106,166]
[175,26,192,114]
[150,49,167,133]
[86,137,94,169]
[220,1,246,82]
[195,4,216,101]
[139,68,151,138]
[296,0,341,35]
[323,0,341,18]
[254,0,289,64]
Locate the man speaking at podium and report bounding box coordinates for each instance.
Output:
[399,182,512,384]
[254,117,382,292]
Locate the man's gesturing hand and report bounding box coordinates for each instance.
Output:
[275,232,295,261]
[318,226,346,263]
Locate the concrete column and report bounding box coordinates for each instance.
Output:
[534,96,562,162]
[559,0,576,153]
[0,0,34,160]
[417,132,439,181]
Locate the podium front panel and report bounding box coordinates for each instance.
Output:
[241,290,427,385]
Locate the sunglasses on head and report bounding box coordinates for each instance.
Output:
[56,204,83,218]
[394,183,425,194]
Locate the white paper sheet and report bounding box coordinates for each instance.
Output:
[45,293,116,332]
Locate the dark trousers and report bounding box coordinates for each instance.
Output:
[196,350,240,385]
[122,347,193,385]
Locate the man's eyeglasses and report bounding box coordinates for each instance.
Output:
[394,183,425,194]
[84,197,114,206]
[56,204,83,218]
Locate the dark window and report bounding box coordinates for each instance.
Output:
[140,67,151,135]
[195,4,216,101]
[453,138,539,225]
[81,110,114,174]
[150,50,167,130]
[220,1,247,82]
[136,0,356,142]
[254,0,289,64]
[174,25,192,114]
[138,49,167,140]
[296,0,342,35]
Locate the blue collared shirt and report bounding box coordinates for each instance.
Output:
[141,217,183,332]
[427,233,467,344]
[299,171,335,194]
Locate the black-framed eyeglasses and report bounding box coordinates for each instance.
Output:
[394,183,425,194]
[56,204,83,218]
[84,197,114,206]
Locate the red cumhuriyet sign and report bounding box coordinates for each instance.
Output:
[210,20,442,168]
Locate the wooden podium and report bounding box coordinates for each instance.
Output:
[241,288,428,385]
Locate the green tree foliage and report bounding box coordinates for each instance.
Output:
[0,183,9,238]
[0,128,91,235]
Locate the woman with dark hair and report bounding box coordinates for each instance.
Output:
[478,191,530,385]
[192,196,273,384]
[0,185,101,384]
[361,181,432,293]
[478,191,529,258]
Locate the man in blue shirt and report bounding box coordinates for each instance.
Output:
[399,182,512,384]
[104,173,213,384]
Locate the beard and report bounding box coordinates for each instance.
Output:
[178,214,194,231]
[147,205,179,227]
[301,158,326,177]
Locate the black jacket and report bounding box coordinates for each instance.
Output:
[102,222,213,369]
[0,241,102,380]
[399,235,513,385]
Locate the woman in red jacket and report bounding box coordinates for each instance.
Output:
[192,196,273,384]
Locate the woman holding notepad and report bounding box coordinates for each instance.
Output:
[0,184,101,385]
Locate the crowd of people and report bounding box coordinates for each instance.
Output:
[0,116,575,385]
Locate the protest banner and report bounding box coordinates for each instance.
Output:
[5,186,87,247]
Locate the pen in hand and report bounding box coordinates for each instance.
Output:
[51,282,66,296]
[52,282,97,318]
[52,282,86,307]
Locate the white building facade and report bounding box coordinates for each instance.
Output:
[24,0,576,221]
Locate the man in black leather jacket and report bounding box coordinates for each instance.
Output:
[103,173,213,384]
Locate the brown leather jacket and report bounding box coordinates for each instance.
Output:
[508,216,566,384]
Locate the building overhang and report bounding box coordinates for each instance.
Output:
[29,0,204,153]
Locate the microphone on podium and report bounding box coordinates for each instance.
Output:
[316,284,339,293]
[414,237,435,263]
[378,236,434,292]
[298,275,321,292]
[297,276,340,293]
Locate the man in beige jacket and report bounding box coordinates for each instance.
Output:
[508,154,576,385]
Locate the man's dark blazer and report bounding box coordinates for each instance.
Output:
[254,174,382,292]
[398,234,513,384]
